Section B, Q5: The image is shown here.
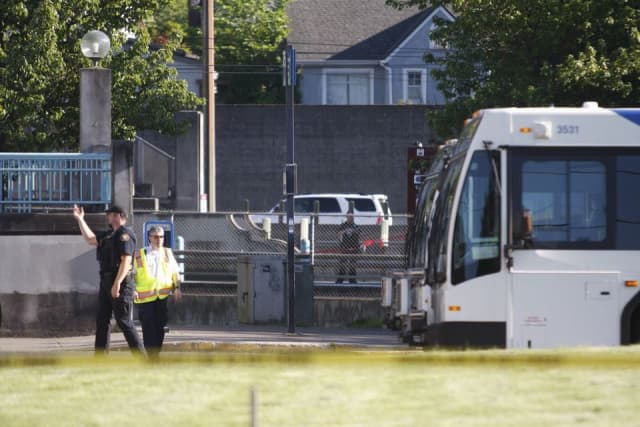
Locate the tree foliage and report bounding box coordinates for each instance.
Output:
[386,0,640,139]
[0,0,203,152]
[148,0,290,104]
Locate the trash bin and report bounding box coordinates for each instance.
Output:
[286,255,314,326]
[237,255,285,324]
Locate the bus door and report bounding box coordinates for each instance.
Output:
[444,149,506,346]
[507,148,619,348]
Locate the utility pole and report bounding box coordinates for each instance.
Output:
[203,0,216,211]
[283,44,297,334]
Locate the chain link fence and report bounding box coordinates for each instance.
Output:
[133,211,411,300]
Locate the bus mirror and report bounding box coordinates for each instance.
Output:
[513,208,533,248]
[523,209,532,235]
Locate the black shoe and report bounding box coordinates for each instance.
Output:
[335,279,343,284]
[349,279,358,284]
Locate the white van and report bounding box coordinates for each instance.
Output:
[251,193,392,225]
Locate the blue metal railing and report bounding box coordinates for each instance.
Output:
[0,153,111,213]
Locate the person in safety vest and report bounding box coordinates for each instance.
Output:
[134,225,181,357]
[72,204,145,356]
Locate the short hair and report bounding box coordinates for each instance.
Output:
[148,226,165,236]
[105,204,127,218]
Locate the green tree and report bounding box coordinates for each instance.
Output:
[214,0,289,103]
[147,0,290,104]
[0,0,202,152]
[386,0,640,139]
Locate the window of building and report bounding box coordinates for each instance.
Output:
[404,69,426,104]
[324,70,372,105]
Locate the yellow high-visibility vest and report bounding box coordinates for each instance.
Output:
[134,248,176,304]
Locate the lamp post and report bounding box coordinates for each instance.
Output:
[79,30,129,214]
[283,44,296,333]
[79,30,111,153]
[80,30,110,66]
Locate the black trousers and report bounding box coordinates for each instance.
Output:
[96,273,145,354]
[137,298,168,355]
[336,250,358,283]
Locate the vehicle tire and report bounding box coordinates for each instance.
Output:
[631,308,640,344]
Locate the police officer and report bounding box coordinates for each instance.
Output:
[72,204,145,355]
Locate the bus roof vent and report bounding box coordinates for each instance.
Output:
[582,101,599,109]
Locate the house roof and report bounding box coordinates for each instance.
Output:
[287,0,436,62]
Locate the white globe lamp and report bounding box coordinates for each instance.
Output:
[80,30,110,66]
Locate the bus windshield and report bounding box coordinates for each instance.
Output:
[451,150,501,284]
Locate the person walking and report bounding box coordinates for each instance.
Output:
[336,212,361,284]
[72,204,145,355]
[134,226,181,357]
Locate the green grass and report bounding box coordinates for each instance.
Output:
[1,346,640,427]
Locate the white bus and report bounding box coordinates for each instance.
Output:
[385,102,640,348]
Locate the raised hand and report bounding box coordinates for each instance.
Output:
[72,204,84,220]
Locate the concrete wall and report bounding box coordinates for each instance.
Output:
[168,296,384,328]
[112,140,135,215]
[137,111,204,210]
[0,236,97,294]
[0,227,385,335]
[216,104,437,212]
[136,106,436,214]
[0,235,99,336]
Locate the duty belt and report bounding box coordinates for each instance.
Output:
[100,270,133,279]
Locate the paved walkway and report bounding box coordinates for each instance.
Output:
[0,325,405,353]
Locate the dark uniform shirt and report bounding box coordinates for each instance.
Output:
[339,220,361,252]
[97,226,136,275]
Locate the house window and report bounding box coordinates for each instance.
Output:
[324,70,372,105]
[404,69,426,104]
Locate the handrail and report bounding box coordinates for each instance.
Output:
[134,135,175,161]
[0,152,111,213]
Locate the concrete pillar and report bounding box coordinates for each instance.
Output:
[111,141,134,223]
[79,68,111,153]
[175,111,205,211]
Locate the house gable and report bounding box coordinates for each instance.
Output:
[384,6,455,105]
[287,1,454,105]
[383,6,455,63]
